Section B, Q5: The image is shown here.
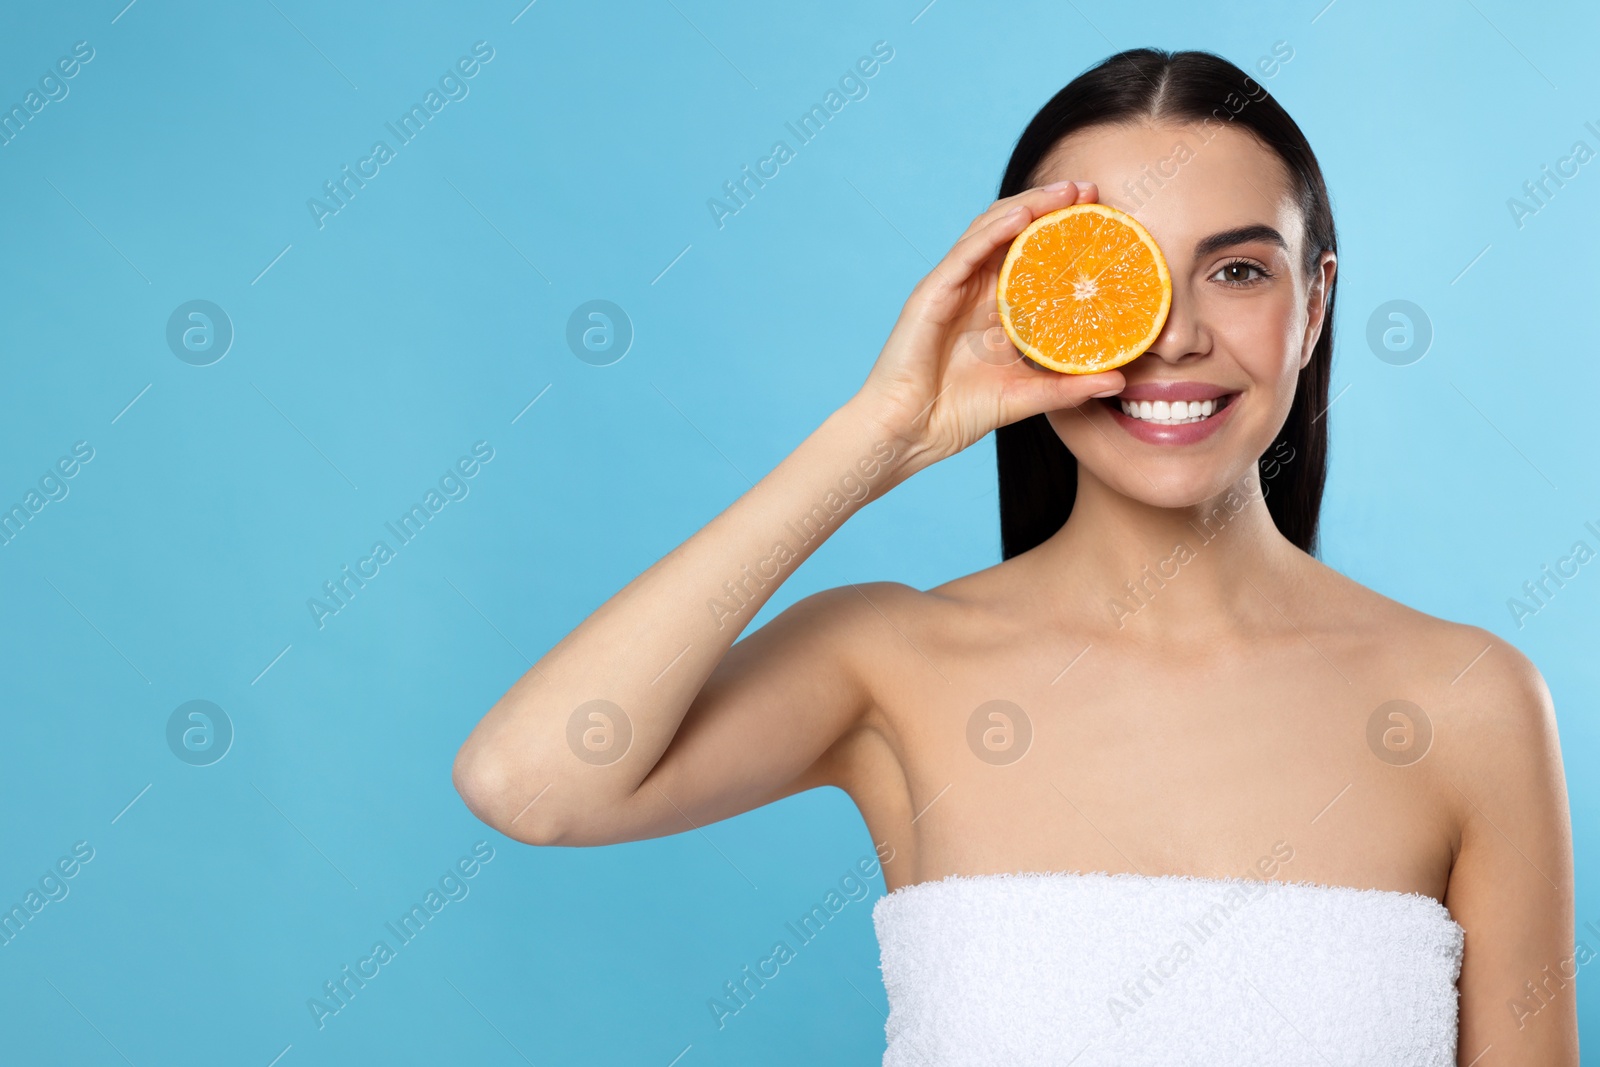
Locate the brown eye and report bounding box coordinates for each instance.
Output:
[1213,260,1270,287]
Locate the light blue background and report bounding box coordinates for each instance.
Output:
[0,0,1595,1062]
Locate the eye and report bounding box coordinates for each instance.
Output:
[1212,259,1271,287]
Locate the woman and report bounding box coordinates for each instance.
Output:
[453,48,1576,1064]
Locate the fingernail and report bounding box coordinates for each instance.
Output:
[1005,205,1028,219]
[1090,388,1120,398]
[1042,180,1076,192]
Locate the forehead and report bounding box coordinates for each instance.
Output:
[1031,122,1302,265]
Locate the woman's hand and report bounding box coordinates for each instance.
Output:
[849,180,1127,475]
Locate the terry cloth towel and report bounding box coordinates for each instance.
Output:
[871,870,1464,1066]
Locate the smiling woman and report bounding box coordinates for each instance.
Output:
[452,46,1577,1066]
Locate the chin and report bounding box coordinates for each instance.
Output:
[1114,468,1252,510]
[1050,403,1274,511]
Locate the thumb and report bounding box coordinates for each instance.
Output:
[1000,366,1126,424]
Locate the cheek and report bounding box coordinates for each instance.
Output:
[1043,404,1099,456]
[1206,291,1303,391]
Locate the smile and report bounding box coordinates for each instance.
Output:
[1098,390,1241,445]
[1115,395,1236,425]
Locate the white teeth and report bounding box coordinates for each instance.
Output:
[1118,397,1222,424]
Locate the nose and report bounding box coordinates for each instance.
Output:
[1142,280,1207,364]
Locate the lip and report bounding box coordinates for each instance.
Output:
[1102,388,1241,446]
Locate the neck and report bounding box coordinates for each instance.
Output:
[1032,465,1302,643]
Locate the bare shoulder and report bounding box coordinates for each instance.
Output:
[784,578,950,650]
[783,566,1042,738]
[765,578,966,705]
[1306,559,1563,793]
[803,565,1024,654]
[784,569,1028,844]
[1330,592,1583,1060]
[1425,620,1563,799]
[772,579,956,808]
[1321,571,1579,1060]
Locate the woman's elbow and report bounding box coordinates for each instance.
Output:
[451,741,569,847]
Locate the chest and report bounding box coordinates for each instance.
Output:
[856,643,1457,898]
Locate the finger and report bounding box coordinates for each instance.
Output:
[909,182,1106,330]
[958,179,1099,241]
[940,181,1108,291]
[921,180,1107,320]
[943,186,1090,290]
[944,204,1038,283]
[996,364,1126,427]
[957,183,1074,242]
[907,205,1046,326]
[900,206,1031,327]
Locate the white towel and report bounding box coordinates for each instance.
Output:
[871,870,1464,1066]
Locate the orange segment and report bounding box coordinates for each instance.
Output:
[996,202,1172,374]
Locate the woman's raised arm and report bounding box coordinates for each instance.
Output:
[450,180,1125,847]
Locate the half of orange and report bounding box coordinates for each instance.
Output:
[996,203,1172,374]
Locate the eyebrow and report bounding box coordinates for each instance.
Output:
[1193,224,1287,259]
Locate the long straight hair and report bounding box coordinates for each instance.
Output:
[996,48,1335,560]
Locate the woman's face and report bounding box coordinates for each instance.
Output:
[1030,122,1335,508]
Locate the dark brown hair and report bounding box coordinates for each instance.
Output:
[996,47,1334,559]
